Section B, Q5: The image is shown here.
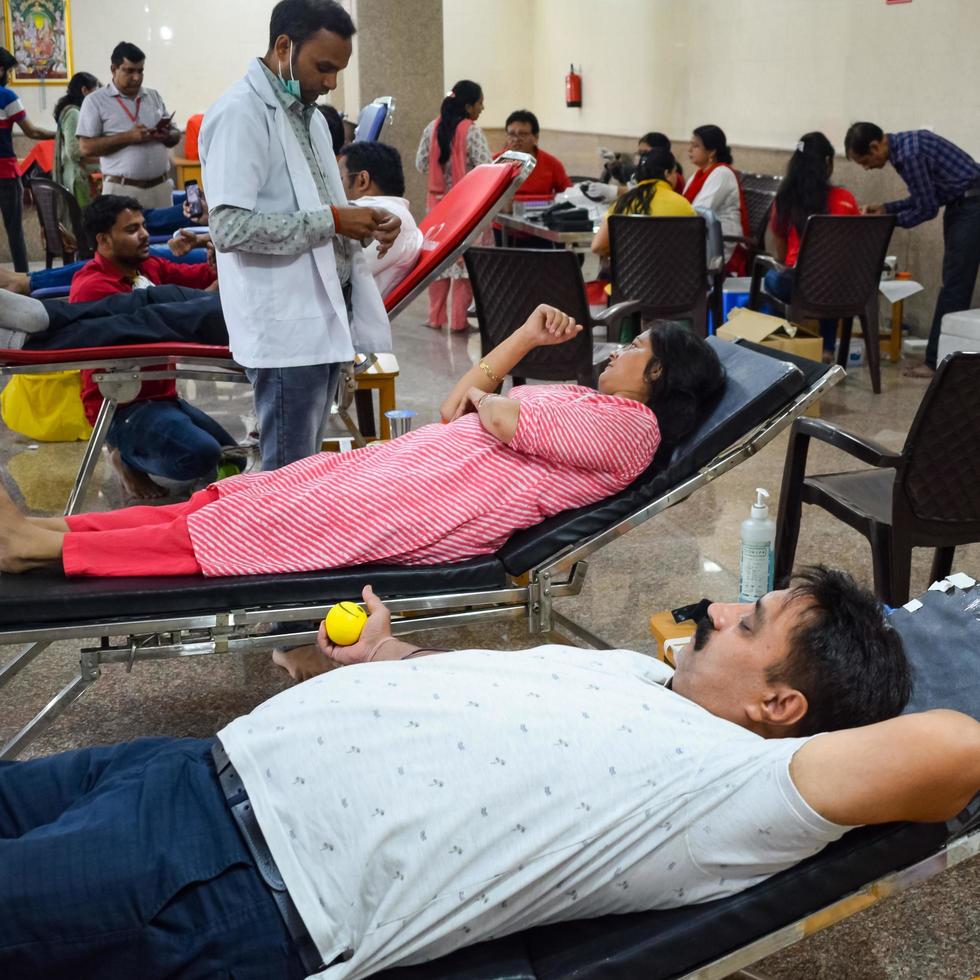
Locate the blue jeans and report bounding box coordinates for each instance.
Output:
[108,397,236,481]
[925,194,980,368]
[0,737,304,979]
[246,362,343,470]
[28,245,210,293]
[763,266,839,353]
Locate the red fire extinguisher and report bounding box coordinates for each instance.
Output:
[565,64,582,108]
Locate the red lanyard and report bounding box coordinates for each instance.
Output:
[114,95,141,124]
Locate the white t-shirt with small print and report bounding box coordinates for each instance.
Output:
[218,645,848,979]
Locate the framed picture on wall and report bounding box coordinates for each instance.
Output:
[2,0,73,85]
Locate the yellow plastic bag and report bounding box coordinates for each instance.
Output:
[1,371,93,442]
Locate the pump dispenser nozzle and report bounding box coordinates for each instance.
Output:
[751,487,770,519]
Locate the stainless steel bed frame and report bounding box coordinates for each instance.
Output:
[689,827,980,980]
[0,361,842,760]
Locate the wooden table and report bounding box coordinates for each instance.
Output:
[172,157,202,190]
[879,279,924,363]
[353,352,400,440]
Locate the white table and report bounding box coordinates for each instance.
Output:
[879,279,924,362]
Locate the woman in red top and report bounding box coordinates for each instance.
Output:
[765,132,860,357]
[0,307,725,578]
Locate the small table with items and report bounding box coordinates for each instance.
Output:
[879,278,924,363]
[495,212,596,251]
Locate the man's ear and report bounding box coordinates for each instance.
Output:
[747,686,808,735]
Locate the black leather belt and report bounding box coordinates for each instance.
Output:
[211,740,326,974]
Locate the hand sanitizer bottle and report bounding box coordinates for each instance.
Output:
[739,488,775,603]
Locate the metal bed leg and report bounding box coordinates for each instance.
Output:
[0,648,100,759]
[0,640,50,685]
[547,611,615,650]
[64,396,118,516]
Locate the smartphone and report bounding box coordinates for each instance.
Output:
[154,111,174,131]
[184,179,204,219]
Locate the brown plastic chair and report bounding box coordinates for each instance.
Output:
[774,351,980,605]
[748,214,896,393]
[28,177,93,267]
[465,246,635,387]
[607,214,708,337]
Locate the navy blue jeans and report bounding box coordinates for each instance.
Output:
[763,266,839,353]
[108,397,236,481]
[925,194,980,368]
[246,362,343,470]
[0,737,305,979]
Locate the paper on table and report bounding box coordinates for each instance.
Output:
[946,572,977,589]
[879,280,924,304]
[903,598,924,612]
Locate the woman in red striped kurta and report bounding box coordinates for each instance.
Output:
[0,308,725,578]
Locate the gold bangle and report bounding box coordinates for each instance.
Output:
[479,360,501,384]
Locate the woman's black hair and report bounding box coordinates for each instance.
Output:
[638,131,682,179]
[54,72,99,123]
[774,131,835,235]
[643,321,725,453]
[611,147,677,216]
[436,79,482,168]
[692,124,733,166]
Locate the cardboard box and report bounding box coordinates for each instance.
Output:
[716,308,824,416]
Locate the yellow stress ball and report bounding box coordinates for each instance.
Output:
[324,601,367,646]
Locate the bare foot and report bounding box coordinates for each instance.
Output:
[902,361,935,379]
[0,482,63,571]
[0,267,29,295]
[272,644,336,682]
[110,449,167,500]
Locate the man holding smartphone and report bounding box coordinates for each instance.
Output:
[78,41,180,210]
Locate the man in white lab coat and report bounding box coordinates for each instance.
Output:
[200,0,401,472]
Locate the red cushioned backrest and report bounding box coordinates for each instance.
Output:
[384,161,519,312]
[184,114,205,161]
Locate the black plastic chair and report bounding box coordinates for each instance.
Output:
[774,351,980,605]
[748,214,896,393]
[28,177,93,267]
[607,214,708,337]
[465,247,634,387]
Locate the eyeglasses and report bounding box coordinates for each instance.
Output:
[506,130,534,139]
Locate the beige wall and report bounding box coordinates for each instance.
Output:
[446,0,980,330]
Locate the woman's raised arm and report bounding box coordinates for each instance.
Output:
[439,306,582,434]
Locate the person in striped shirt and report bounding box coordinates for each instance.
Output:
[0,306,725,582]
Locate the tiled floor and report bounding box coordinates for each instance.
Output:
[0,294,977,978]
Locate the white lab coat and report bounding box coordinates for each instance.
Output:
[200,59,391,369]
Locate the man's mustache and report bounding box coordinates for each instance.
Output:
[693,615,712,652]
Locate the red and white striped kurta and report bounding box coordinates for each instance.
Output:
[184,386,660,576]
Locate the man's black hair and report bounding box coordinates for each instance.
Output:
[505,109,540,136]
[768,566,912,735]
[338,141,405,197]
[110,42,146,67]
[268,0,356,50]
[844,122,885,157]
[82,194,143,241]
[317,104,346,155]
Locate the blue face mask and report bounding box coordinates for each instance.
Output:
[278,40,301,100]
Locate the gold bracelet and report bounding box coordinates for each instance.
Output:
[479,360,501,384]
